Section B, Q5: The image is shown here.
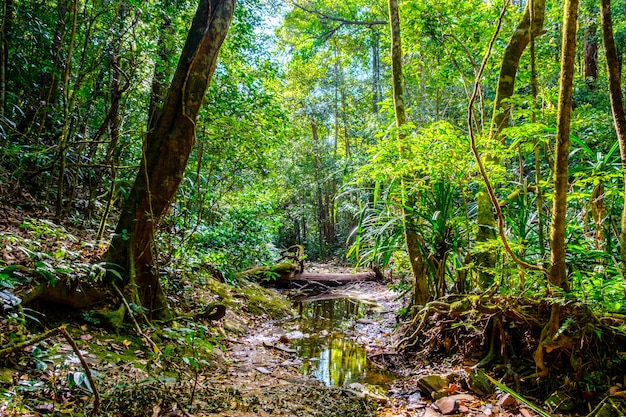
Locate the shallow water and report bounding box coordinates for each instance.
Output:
[290,297,395,388]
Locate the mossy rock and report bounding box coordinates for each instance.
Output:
[203,277,292,319]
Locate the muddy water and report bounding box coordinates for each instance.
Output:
[289,297,395,388]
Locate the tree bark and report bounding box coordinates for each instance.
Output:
[490,0,546,137]
[583,22,598,90]
[0,0,12,119]
[600,0,626,275]
[388,0,429,305]
[106,0,236,319]
[550,0,578,291]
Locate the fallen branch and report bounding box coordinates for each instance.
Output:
[0,325,101,416]
[59,325,100,417]
[0,327,60,359]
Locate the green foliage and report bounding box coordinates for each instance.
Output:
[348,121,473,294]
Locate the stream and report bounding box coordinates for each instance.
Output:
[288,294,396,389]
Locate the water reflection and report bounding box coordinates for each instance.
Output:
[291,297,394,388]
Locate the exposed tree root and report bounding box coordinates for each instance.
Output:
[399,294,626,413]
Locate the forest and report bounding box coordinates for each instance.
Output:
[1,0,626,415]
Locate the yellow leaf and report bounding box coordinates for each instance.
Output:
[122,339,131,348]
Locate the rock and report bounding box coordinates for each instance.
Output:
[424,408,444,417]
[224,318,248,334]
[286,330,305,339]
[467,369,492,396]
[408,391,422,403]
[498,393,517,408]
[434,394,476,415]
[435,397,458,415]
[432,388,450,400]
[415,374,449,397]
[346,382,389,404]
[255,366,272,374]
[34,403,54,414]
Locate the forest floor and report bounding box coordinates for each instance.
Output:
[1,200,625,416]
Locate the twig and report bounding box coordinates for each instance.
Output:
[58,325,100,417]
[112,282,161,356]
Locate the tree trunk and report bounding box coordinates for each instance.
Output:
[476,0,546,288]
[371,29,381,114]
[583,22,598,90]
[490,0,546,137]
[311,118,326,258]
[534,0,578,378]
[0,0,12,119]
[388,0,429,305]
[105,0,236,319]
[549,0,578,291]
[600,0,626,275]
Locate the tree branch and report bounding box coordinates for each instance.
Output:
[292,2,386,27]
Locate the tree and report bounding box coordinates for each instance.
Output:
[388,0,429,305]
[535,0,579,377]
[600,0,626,275]
[105,0,236,319]
[475,0,546,288]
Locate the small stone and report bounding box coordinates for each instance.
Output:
[408,391,422,403]
[498,393,517,408]
[424,408,444,417]
[435,397,458,415]
[519,408,534,417]
[416,374,449,397]
[34,403,54,414]
[255,366,272,374]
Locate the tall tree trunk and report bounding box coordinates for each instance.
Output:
[105,0,236,319]
[583,22,598,90]
[550,0,578,291]
[388,0,429,305]
[476,0,546,288]
[311,118,326,259]
[534,0,578,378]
[371,29,381,114]
[0,0,12,119]
[600,0,626,275]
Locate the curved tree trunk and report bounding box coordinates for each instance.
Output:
[600,0,626,275]
[388,0,429,305]
[490,0,546,137]
[105,0,236,319]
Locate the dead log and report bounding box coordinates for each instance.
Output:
[276,271,380,287]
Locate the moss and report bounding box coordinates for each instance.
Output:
[202,276,292,319]
[94,304,127,330]
[239,281,292,319]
